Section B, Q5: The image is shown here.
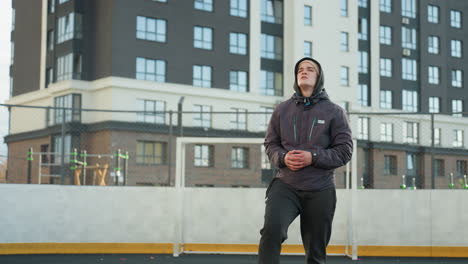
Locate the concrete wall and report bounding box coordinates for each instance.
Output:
[1,185,467,249]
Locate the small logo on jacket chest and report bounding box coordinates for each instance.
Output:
[317,119,325,124]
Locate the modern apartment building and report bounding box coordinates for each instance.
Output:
[5,0,467,188]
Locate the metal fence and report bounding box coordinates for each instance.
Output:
[1,104,467,189]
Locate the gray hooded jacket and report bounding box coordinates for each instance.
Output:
[264,57,353,191]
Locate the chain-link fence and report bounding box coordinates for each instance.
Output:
[1,104,467,189]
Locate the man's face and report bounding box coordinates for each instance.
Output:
[297,60,319,90]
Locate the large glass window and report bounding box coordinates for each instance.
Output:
[341,32,349,51]
[358,0,367,8]
[380,123,393,142]
[434,128,441,146]
[450,10,462,28]
[261,0,283,24]
[136,57,166,82]
[340,66,349,86]
[452,100,463,117]
[402,27,416,50]
[261,34,282,60]
[427,5,439,24]
[53,134,72,163]
[304,41,312,57]
[230,108,247,130]
[193,65,212,87]
[194,26,213,50]
[230,70,248,92]
[451,40,462,58]
[402,0,416,18]
[456,160,467,178]
[193,105,212,128]
[384,155,397,175]
[358,18,368,40]
[380,0,391,13]
[358,51,368,73]
[358,84,368,107]
[402,90,418,112]
[137,99,166,124]
[136,16,166,42]
[358,117,369,140]
[304,5,312,25]
[194,0,213,12]
[230,0,248,18]
[232,147,249,168]
[259,107,273,131]
[428,97,440,113]
[136,141,166,165]
[54,94,81,124]
[56,53,73,81]
[57,13,82,43]
[453,130,464,148]
[230,32,248,55]
[380,58,392,77]
[260,71,282,96]
[428,66,440,85]
[404,122,419,144]
[434,159,444,176]
[452,70,463,88]
[428,36,439,54]
[380,90,392,109]
[194,145,213,167]
[341,0,348,17]
[380,26,392,45]
[402,58,417,81]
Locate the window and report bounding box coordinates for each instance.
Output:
[384,155,397,175]
[231,108,247,130]
[194,26,213,50]
[56,53,73,81]
[260,71,283,96]
[9,77,13,97]
[53,134,71,163]
[428,66,440,85]
[137,99,166,124]
[452,70,463,88]
[231,147,249,168]
[358,84,369,107]
[404,122,419,144]
[402,27,416,49]
[380,58,392,77]
[46,67,54,87]
[452,100,463,117]
[136,57,166,82]
[358,0,367,8]
[230,70,248,92]
[230,0,248,18]
[456,160,467,178]
[341,0,348,17]
[48,0,55,13]
[433,128,441,146]
[340,66,349,86]
[54,94,81,124]
[429,97,440,113]
[304,5,312,25]
[261,34,282,60]
[57,13,82,44]
[194,0,213,12]
[428,36,439,54]
[434,159,444,177]
[229,32,247,55]
[453,130,464,147]
[193,105,212,128]
[340,32,349,51]
[10,42,14,65]
[402,0,416,18]
[358,117,369,140]
[193,65,212,88]
[380,0,391,13]
[261,0,283,24]
[58,0,70,4]
[402,58,417,81]
[136,16,166,42]
[47,30,54,51]
[380,123,393,142]
[304,41,312,57]
[380,90,392,109]
[261,145,271,169]
[450,10,462,28]
[427,5,439,24]
[451,40,462,58]
[358,51,368,73]
[259,107,273,131]
[11,8,15,31]
[194,145,213,167]
[402,90,418,112]
[380,26,392,45]
[136,141,166,165]
[358,18,368,40]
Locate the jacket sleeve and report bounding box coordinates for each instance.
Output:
[264,106,288,168]
[311,108,353,170]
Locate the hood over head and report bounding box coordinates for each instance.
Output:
[293,57,324,98]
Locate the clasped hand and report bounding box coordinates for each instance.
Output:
[284,150,312,171]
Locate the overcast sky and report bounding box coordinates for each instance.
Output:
[0,0,12,157]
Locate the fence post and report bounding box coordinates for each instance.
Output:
[60,107,66,184]
[431,113,435,189]
[27,147,33,184]
[168,110,173,186]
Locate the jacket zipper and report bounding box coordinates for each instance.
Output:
[293,115,297,143]
[308,117,317,141]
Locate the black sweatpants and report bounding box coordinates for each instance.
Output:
[258,178,336,264]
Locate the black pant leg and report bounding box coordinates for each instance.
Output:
[299,188,336,264]
[258,179,301,264]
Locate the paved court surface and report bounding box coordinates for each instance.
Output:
[1,254,467,264]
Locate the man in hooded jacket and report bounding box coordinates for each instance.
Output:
[258,57,353,264]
